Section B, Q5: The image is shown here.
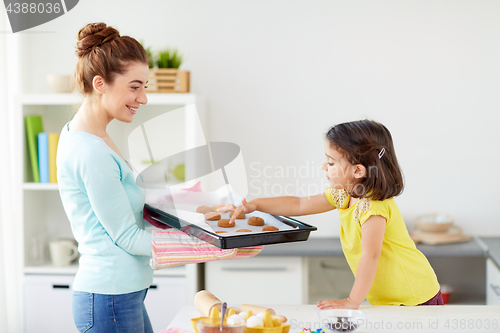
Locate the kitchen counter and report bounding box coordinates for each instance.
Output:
[258,237,487,257]
[480,237,500,268]
[167,304,500,333]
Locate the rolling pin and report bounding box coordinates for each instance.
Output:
[239,304,287,323]
[194,290,222,317]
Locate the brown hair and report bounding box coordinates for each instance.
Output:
[325,120,404,200]
[74,22,149,95]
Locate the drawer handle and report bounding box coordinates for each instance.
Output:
[491,284,500,299]
[149,285,158,289]
[221,267,287,272]
[52,285,70,289]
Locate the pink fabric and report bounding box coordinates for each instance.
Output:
[160,328,192,333]
[150,229,263,269]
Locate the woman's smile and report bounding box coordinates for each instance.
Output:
[127,105,138,114]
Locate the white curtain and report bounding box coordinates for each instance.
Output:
[0,10,22,333]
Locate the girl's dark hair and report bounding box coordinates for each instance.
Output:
[74,22,149,95]
[325,120,404,201]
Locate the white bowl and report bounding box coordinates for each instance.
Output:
[46,74,75,93]
[414,214,454,232]
[319,309,366,333]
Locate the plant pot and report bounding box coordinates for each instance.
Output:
[146,68,190,93]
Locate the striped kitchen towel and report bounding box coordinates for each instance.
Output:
[150,229,263,269]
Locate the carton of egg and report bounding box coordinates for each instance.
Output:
[191,308,290,333]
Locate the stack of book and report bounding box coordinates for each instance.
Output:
[25,115,60,183]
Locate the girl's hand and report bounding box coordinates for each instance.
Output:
[317,297,359,310]
[217,198,256,225]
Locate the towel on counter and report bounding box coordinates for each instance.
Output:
[150,229,263,269]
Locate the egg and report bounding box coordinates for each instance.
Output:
[246,315,264,327]
[256,312,265,319]
[227,314,245,326]
[238,311,248,319]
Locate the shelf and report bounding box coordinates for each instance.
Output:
[17,93,198,106]
[23,183,59,190]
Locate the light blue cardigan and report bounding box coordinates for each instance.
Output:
[57,122,153,294]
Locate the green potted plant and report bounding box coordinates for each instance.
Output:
[148,47,190,93]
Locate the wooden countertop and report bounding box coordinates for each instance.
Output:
[167,304,500,333]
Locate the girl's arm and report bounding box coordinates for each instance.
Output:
[219,193,335,225]
[317,215,386,309]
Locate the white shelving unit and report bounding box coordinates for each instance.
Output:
[12,93,206,332]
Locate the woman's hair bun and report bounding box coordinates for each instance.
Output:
[76,22,120,57]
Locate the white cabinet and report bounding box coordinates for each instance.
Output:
[486,258,500,306]
[205,256,307,305]
[24,275,76,333]
[145,276,187,332]
[13,93,205,331]
[24,273,188,333]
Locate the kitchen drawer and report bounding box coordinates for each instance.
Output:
[24,274,187,333]
[486,259,500,305]
[205,256,305,305]
[24,274,76,333]
[145,276,187,332]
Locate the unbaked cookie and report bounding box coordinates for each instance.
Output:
[229,212,246,219]
[196,205,213,214]
[236,229,252,232]
[205,212,221,221]
[247,216,265,226]
[218,219,235,228]
[216,231,227,234]
[262,226,279,231]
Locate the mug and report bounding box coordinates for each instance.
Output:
[49,240,78,266]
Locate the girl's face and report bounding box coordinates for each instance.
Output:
[100,61,149,123]
[321,141,358,191]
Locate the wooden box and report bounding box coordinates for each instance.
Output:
[146,69,190,93]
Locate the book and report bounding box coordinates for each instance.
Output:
[25,116,44,183]
[38,132,49,183]
[48,133,60,183]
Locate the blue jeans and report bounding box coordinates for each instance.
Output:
[72,288,153,333]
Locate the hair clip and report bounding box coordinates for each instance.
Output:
[378,148,386,159]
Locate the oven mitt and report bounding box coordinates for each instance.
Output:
[150,229,263,269]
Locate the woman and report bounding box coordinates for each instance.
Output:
[57,22,261,333]
[57,22,155,333]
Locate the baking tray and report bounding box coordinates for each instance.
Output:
[144,204,317,249]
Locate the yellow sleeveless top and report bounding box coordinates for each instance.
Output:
[325,187,440,305]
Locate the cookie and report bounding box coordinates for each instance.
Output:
[236,229,252,232]
[229,212,246,219]
[216,231,227,234]
[218,219,235,228]
[247,216,265,226]
[262,226,279,231]
[205,212,221,221]
[196,205,213,214]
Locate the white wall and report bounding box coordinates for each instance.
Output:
[15,0,500,236]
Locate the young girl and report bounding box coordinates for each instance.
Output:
[219,119,443,308]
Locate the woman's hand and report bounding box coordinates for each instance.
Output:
[217,198,257,225]
[317,297,359,310]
